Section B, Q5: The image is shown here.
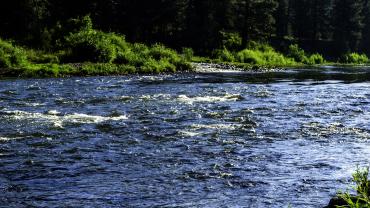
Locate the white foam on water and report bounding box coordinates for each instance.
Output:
[178,130,201,137]
[138,94,173,102]
[177,94,242,104]
[0,137,12,141]
[2,110,129,128]
[0,136,23,141]
[26,103,45,107]
[46,110,61,115]
[190,123,241,130]
[120,96,132,100]
[302,121,370,139]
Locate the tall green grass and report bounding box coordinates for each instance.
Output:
[211,42,326,67]
[287,44,325,65]
[340,53,369,64]
[0,15,192,77]
[213,41,297,67]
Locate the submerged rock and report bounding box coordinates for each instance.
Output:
[324,196,358,208]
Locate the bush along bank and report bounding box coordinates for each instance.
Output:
[1,18,370,78]
[325,167,370,208]
[207,44,370,70]
[0,16,192,78]
[195,32,369,69]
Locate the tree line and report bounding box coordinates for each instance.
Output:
[0,0,369,58]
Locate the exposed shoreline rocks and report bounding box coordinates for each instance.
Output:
[192,62,285,73]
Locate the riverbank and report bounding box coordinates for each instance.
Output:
[1,16,369,78]
[0,62,194,78]
[2,61,370,79]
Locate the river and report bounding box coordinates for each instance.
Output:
[0,66,370,207]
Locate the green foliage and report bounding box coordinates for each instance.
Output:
[60,16,192,73]
[306,53,325,65]
[287,44,307,63]
[236,49,264,64]
[17,64,72,78]
[115,43,148,66]
[235,42,295,66]
[0,39,28,68]
[149,44,181,63]
[2,0,370,57]
[65,27,128,63]
[26,50,60,64]
[286,44,326,65]
[139,58,176,73]
[182,47,194,61]
[115,43,191,72]
[211,41,301,67]
[69,15,94,32]
[145,44,191,72]
[340,53,369,64]
[236,48,295,66]
[220,31,242,51]
[0,33,191,77]
[15,63,138,78]
[63,15,132,63]
[338,167,370,208]
[247,41,275,52]
[213,48,235,62]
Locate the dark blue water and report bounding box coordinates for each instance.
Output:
[0,67,370,207]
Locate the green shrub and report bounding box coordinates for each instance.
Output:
[64,15,129,63]
[0,15,192,76]
[236,46,295,66]
[287,44,308,63]
[116,43,190,72]
[63,16,192,73]
[246,41,275,52]
[68,15,94,33]
[65,30,120,63]
[264,50,295,65]
[26,50,60,64]
[304,53,325,65]
[115,49,136,65]
[149,44,181,62]
[213,48,235,62]
[337,167,370,207]
[182,47,194,61]
[220,31,242,51]
[340,53,369,64]
[0,39,28,68]
[236,49,264,64]
[18,63,61,77]
[139,58,175,73]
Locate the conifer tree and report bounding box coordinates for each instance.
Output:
[333,0,365,52]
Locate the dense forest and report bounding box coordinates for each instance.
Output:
[0,0,369,58]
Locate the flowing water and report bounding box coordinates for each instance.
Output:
[0,66,370,207]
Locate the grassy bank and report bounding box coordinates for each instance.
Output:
[191,41,369,70]
[0,16,192,78]
[1,16,369,78]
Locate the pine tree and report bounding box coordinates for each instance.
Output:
[241,0,278,41]
[275,0,291,39]
[333,0,365,52]
[361,0,370,53]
